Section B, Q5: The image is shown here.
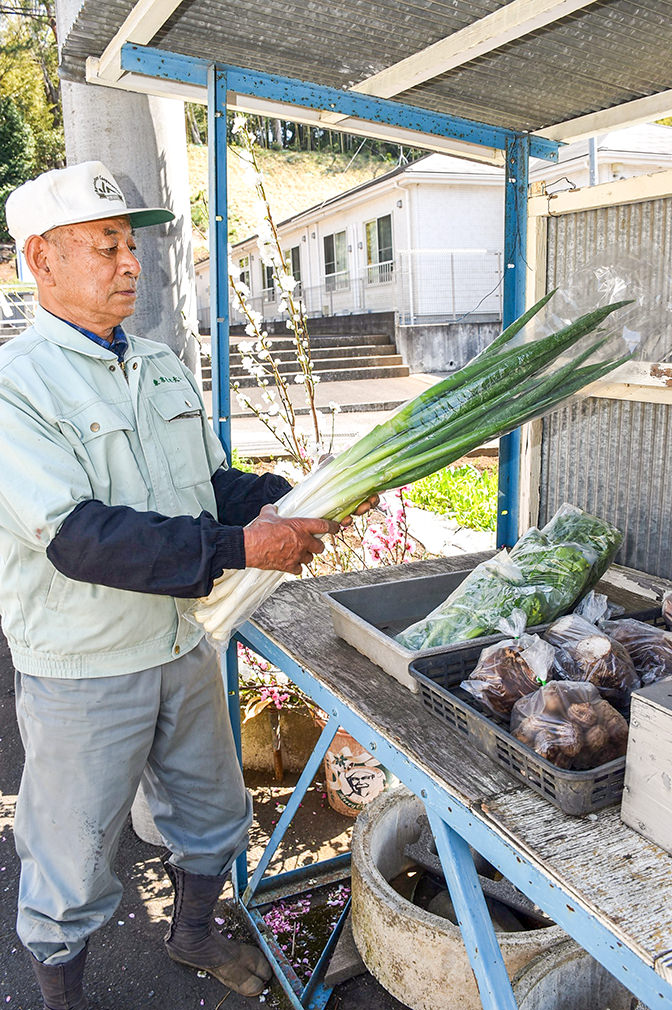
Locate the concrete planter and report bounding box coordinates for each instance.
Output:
[241,706,320,774]
[513,939,649,1010]
[351,786,566,1010]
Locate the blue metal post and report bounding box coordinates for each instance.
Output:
[224,641,248,897]
[208,65,247,895]
[426,808,517,1010]
[497,135,530,547]
[207,64,231,454]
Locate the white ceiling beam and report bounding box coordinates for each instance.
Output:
[87,56,206,102]
[534,89,672,143]
[321,0,598,125]
[227,94,505,165]
[85,57,505,164]
[96,0,184,83]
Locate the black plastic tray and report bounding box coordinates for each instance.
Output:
[410,612,665,817]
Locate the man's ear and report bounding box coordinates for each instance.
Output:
[24,235,55,286]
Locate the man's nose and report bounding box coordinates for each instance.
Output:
[120,244,141,277]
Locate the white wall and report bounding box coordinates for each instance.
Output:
[223,170,503,324]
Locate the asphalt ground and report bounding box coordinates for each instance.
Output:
[0,628,409,1010]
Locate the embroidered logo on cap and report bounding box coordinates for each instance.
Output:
[93,175,124,202]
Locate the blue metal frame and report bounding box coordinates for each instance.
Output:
[207,65,231,452]
[496,135,530,548]
[122,45,558,163]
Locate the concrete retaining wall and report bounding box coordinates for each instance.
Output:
[396,320,501,373]
[230,311,396,340]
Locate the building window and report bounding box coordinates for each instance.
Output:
[238,255,251,289]
[262,263,275,301]
[365,214,393,284]
[284,246,302,294]
[323,230,349,291]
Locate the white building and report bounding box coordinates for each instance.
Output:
[195,124,672,331]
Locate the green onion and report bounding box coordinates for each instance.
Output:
[192,293,632,643]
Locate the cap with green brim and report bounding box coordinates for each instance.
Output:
[5,160,175,251]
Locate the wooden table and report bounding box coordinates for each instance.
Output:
[232,555,672,1010]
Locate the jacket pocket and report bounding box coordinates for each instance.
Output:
[147,388,212,489]
[57,402,149,508]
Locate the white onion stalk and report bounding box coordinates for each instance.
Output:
[192,293,632,645]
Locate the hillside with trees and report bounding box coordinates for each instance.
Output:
[187,141,407,260]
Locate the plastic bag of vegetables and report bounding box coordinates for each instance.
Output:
[461,610,555,719]
[543,613,640,709]
[395,505,622,650]
[511,681,629,770]
[601,618,672,686]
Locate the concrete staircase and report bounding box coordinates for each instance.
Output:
[201,330,409,392]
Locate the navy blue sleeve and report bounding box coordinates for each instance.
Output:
[211,467,292,526]
[46,500,245,598]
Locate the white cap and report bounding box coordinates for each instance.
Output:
[5,160,175,250]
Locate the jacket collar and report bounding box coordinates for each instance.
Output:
[33,306,148,358]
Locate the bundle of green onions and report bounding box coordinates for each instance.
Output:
[192,292,631,643]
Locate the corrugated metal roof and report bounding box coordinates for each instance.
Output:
[60,0,672,133]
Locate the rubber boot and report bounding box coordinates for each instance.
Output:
[30,946,88,1010]
[162,853,272,997]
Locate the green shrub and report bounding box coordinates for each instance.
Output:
[406,463,498,531]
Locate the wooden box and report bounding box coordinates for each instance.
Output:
[621,678,672,854]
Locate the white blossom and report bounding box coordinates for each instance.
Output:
[237,340,254,353]
[328,401,341,414]
[313,375,321,384]
[241,355,254,371]
[293,374,305,384]
[231,115,247,135]
[244,322,258,338]
[277,273,297,294]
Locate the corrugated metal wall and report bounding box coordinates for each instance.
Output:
[539,196,672,578]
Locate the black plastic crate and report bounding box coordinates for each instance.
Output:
[410,612,666,817]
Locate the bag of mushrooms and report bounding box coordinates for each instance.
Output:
[510,681,629,770]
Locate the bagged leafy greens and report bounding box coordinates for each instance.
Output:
[396,504,622,650]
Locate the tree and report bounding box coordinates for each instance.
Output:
[0,94,34,239]
[0,4,64,177]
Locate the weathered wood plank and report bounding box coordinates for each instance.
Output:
[481,789,672,967]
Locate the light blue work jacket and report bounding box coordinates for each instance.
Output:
[0,306,225,678]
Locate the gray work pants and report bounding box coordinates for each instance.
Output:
[13,638,252,965]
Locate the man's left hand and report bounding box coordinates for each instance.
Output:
[340,493,380,527]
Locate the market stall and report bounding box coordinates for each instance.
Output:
[58,2,672,1006]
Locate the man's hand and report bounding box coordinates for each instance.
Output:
[244,504,340,574]
[340,493,380,527]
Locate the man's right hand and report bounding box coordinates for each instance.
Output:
[243,504,340,574]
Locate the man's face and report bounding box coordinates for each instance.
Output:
[39,216,141,336]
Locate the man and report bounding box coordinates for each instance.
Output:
[1,161,374,1010]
